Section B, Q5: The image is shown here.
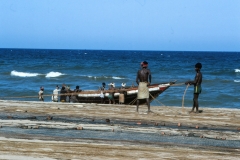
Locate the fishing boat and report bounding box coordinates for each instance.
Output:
[71,82,175,105]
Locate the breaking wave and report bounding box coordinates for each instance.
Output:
[46,72,65,78]
[235,69,240,72]
[112,76,125,79]
[80,75,126,79]
[234,80,240,82]
[11,70,40,77]
[10,70,64,78]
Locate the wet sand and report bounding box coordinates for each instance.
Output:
[0,100,239,159]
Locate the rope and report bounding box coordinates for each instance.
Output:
[128,97,137,105]
[171,83,185,86]
[149,93,181,114]
[182,84,189,113]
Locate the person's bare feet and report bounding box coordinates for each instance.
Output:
[189,110,194,113]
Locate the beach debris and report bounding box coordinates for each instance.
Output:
[20,126,28,129]
[7,116,13,119]
[154,122,158,126]
[178,123,181,127]
[77,126,83,130]
[46,116,53,120]
[106,119,110,123]
[196,125,199,129]
[32,126,39,129]
[137,122,141,125]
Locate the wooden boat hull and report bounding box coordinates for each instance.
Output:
[74,82,174,105]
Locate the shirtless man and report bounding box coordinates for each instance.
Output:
[185,63,202,113]
[136,61,152,112]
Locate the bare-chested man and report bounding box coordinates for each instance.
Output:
[185,63,202,113]
[136,61,152,112]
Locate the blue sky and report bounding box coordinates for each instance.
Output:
[0,0,239,51]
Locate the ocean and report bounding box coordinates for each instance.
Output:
[0,49,239,109]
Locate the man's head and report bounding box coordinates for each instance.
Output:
[142,61,148,67]
[195,63,202,72]
[195,63,202,69]
[76,86,80,89]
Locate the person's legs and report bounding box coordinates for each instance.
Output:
[136,99,139,112]
[112,98,115,104]
[190,95,196,112]
[191,93,199,113]
[146,98,150,112]
[194,93,199,112]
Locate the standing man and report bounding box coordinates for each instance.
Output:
[52,85,60,102]
[136,61,152,112]
[185,62,202,113]
[38,86,44,101]
[108,83,115,104]
[100,82,106,104]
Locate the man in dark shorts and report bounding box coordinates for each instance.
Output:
[185,62,203,113]
[108,83,115,104]
[136,61,152,112]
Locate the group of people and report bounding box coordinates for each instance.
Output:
[99,82,127,104]
[136,61,202,113]
[38,84,82,103]
[38,61,202,113]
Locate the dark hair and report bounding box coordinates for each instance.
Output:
[195,63,202,69]
[143,61,148,65]
[102,82,106,85]
[76,86,79,89]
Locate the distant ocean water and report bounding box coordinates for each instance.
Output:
[0,49,239,109]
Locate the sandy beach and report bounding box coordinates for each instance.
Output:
[0,100,239,160]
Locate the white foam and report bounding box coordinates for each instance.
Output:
[234,80,240,82]
[82,75,126,80]
[112,76,125,79]
[235,69,240,72]
[10,70,39,77]
[45,72,64,78]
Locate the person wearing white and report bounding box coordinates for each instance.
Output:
[52,86,60,102]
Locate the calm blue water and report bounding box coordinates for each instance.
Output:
[0,49,239,109]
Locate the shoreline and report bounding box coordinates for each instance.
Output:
[0,100,239,159]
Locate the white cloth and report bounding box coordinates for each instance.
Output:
[52,89,59,102]
[100,91,104,98]
[137,82,149,99]
[38,90,44,100]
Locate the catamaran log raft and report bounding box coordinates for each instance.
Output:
[1,82,176,104]
[70,82,175,105]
